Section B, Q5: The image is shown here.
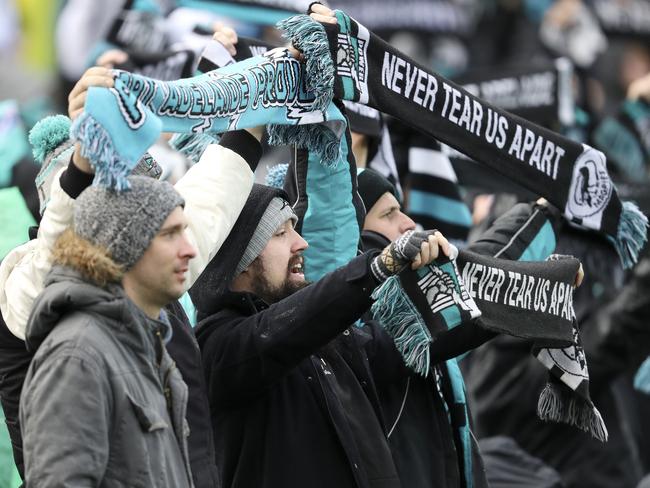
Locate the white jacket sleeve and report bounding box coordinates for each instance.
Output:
[0,168,74,339]
[0,140,255,337]
[174,143,255,291]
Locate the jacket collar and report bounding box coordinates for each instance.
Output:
[26,265,171,358]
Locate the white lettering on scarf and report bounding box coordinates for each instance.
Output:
[461,262,574,320]
[380,52,567,181]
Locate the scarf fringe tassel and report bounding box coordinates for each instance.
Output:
[615,201,649,269]
[70,112,132,191]
[169,132,220,166]
[537,383,609,442]
[371,276,432,376]
[267,123,341,168]
[277,14,334,112]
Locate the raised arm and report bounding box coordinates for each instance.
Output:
[176,127,262,289]
[199,230,447,405]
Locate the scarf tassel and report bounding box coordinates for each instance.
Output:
[277,14,334,112]
[70,112,132,191]
[371,276,432,376]
[267,123,341,168]
[537,383,609,442]
[615,201,649,269]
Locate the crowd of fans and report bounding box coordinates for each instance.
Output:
[0,0,649,487]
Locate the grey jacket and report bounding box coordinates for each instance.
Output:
[20,266,194,488]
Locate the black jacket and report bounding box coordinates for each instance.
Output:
[463,226,650,488]
[164,300,220,488]
[363,202,561,488]
[361,314,490,488]
[0,312,30,478]
[196,252,404,488]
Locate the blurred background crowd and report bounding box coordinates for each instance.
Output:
[0,0,649,487]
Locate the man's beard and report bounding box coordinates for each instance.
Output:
[249,256,310,304]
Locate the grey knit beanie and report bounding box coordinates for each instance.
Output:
[236,197,298,275]
[74,175,184,270]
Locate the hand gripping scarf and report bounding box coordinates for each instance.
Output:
[71,41,346,190]
[281,10,648,268]
[371,246,608,443]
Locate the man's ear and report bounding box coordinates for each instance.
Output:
[231,267,251,292]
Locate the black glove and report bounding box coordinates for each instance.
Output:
[370,230,437,282]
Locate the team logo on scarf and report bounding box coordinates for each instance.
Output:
[566,146,613,225]
[335,17,370,103]
[418,260,479,317]
[337,34,367,81]
[537,326,589,389]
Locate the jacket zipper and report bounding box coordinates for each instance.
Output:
[156,330,175,413]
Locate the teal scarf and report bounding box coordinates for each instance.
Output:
[72,46,344,189]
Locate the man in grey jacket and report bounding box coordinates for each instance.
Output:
[20,176,197,487]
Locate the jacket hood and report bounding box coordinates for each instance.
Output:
[25,229,168,352]
[190,184,288,322]
[50,227,124,287]
[25,265,128,351]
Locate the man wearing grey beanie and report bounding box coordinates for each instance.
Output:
[1,67,263,486]
[20,174,198,487]
[190,183,450,488]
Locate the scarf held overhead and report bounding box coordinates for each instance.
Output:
[281,11,648,268]
[71,44,345,190]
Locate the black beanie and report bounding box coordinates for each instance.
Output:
[189,184,289,321]
[343,101,382,163]
[357,168,398,213]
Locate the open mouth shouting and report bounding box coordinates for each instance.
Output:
[288,254,305,279]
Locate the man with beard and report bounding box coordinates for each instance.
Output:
[189,183,449,488]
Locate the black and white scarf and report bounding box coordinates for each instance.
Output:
[455,58,576,128]
[371,247,608,441]
[281,10,648,268]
